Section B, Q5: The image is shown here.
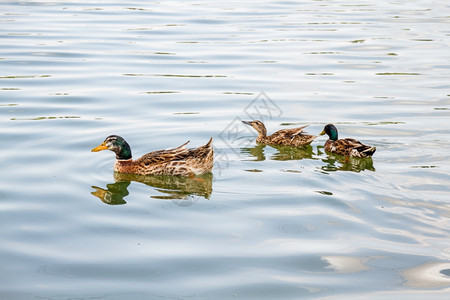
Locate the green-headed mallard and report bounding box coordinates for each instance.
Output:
[319,124,376,157]
[242,120,316,147]
[92,135,213,176]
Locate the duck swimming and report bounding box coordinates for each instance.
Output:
[242,120,316,147]
[92,135,213,176]
[319,124,376,158]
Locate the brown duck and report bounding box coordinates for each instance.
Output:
[319,124,376,157]
[242,120,316,147]
[92,135,213,176]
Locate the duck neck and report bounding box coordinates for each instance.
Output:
[114,143,132,160]
[256,125,268,140]
[329,130,338,141]
[114,159,134,173]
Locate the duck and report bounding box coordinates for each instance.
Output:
[242,120,316,147]
[319,124,376,157]
[91,135,213,176]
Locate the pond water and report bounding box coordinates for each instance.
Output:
[1,0,450,299]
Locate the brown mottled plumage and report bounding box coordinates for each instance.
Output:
[92,135,213,176]
[319,124,376,158]
[242,120,316,147]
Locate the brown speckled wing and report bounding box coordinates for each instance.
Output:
[342,138,373,152]
[120,139,214,176]
[333,138,374,157]
[135,141,191,165]
[269,125,315,146]
[270,125,308,139]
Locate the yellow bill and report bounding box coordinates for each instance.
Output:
[91,142,108,152]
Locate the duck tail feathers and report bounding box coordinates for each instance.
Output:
[362,146,376,156]
[205,137,213,148]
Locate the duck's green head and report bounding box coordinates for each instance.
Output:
[91,135,132,160]
[320,124,338,141]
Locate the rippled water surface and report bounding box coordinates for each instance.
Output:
[1,0,450,299]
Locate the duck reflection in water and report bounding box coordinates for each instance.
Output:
[317,146,375,173]
[91,172,213,206]
[241,144,315,161]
